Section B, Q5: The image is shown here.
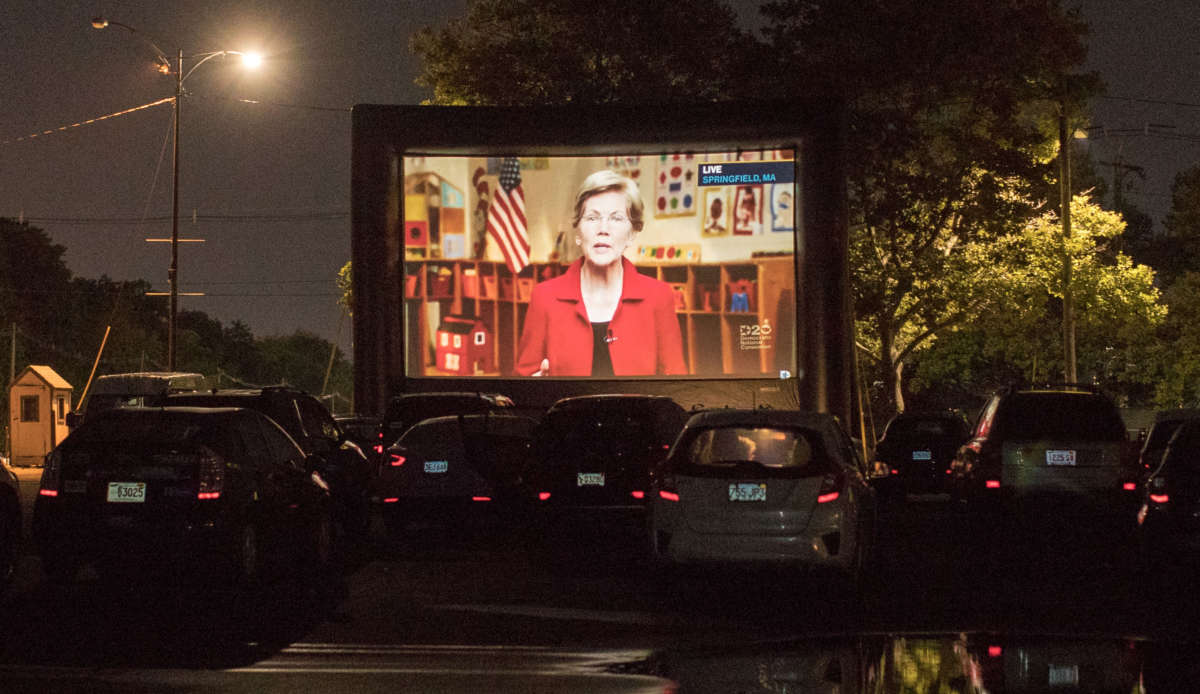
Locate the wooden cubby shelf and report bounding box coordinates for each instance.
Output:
[404,256,795,378]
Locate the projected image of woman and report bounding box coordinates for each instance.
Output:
[516,170,687,377]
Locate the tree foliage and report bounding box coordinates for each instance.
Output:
[758,0,1096,414]
[1,218,356,444]
[913,195,1164,405]
[411,0,761,105]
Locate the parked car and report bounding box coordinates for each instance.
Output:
[648,408,876,584]
[375,413,538,536]
[524,394,687,549]
[949,385,1136,520]
[68,371,207,427]
[378,391,516,456]
[1137,409,1200,477]
[870,410,971,501]
[0,455,21,593]
[33,407,335,588]
[334,414,381,455]
[1137,418,1200,564]
[165,387,373,536]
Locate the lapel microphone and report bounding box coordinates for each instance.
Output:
[604,328,618,344]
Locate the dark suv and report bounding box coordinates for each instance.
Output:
[378,392,516,455]
[0,456,20,593]
[950,385,1134,518]
[165,387,372,535]
[33,407,334,587]
[523,394,688,547]
[871,410,971,500]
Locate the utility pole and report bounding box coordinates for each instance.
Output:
[1098,159,1145,212]
[1059,104,1077,383]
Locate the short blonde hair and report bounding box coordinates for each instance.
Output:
[571,170,644,232]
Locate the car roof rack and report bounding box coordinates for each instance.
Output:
[1000,381,1104,395]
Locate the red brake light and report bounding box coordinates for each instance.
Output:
[374,444,384,455]
[631,490,645,499]
[988,646,1003,658]
[197,447,224,500]
[472,496,491,502]
[817,472,844,503]
[39,449,62,497]
[390,454,406,467]
[985,479,1001,489]
[1122,482,1137,491]
[383,497,400,503]
[538,492,551,501]
[658,490,680,502]
[1150,493,1170,504]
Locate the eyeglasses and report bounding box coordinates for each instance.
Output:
[580,212,631,228]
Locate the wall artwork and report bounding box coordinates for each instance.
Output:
[606,156,643,182]
[732,185,763,235]
[655,153,697,218]
[702,188,730,237]
[770,183,795,233]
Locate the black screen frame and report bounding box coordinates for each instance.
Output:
[351,101,850,417]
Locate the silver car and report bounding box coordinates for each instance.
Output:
[648,409,875,580]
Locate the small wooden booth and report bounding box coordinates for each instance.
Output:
[8,365,73,467]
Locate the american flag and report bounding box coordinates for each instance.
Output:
[486,157,530,274]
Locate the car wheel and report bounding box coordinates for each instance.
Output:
[41,553,80,585]
[383,507,408,540]
[230,522,262,589]
[312,510,335,571]
[0,505,17,592]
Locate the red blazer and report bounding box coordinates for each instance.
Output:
[516,258,687,376]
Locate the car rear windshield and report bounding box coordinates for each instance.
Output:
[885,416,964,440]
[384,397,494,435]
[675,426,834,479]
[547,398,681,449]
[996,393,1126,441]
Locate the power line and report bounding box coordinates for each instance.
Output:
[0,98,174,146]
[19,212,348,225]
[1100,94,1200,111]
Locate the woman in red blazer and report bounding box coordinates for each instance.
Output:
[516,170,687,377]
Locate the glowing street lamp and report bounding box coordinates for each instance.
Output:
[92,17,260,370]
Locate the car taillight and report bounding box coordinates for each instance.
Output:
[658,490,680,502]
[538,492,552,501]
[472,496,491,502]
[1148,477,1169,504]
[817,472,844,504]
[390,454,406,467]
[985,479,1001,489]
[39,449,62,497]
[1122,482,1137,491]
[197,447,224,500]
[631,490,645,499]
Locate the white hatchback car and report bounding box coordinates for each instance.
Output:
[648,409,876,580]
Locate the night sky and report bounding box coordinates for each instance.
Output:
[2,0,1194,359]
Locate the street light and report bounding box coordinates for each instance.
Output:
[92,17,260,370]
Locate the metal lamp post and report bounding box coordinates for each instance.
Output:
[91,17,259,370]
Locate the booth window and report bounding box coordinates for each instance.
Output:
[20,395,39,422]
[56,395,67,423]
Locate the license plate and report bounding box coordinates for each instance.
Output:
[1048,664,1079,686]
[729,483,767,502]
[911,450,932,461]
[1046,450,1077,466]
[577,472,605,487]
[424,460,448,474]
[107,482,146,503]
